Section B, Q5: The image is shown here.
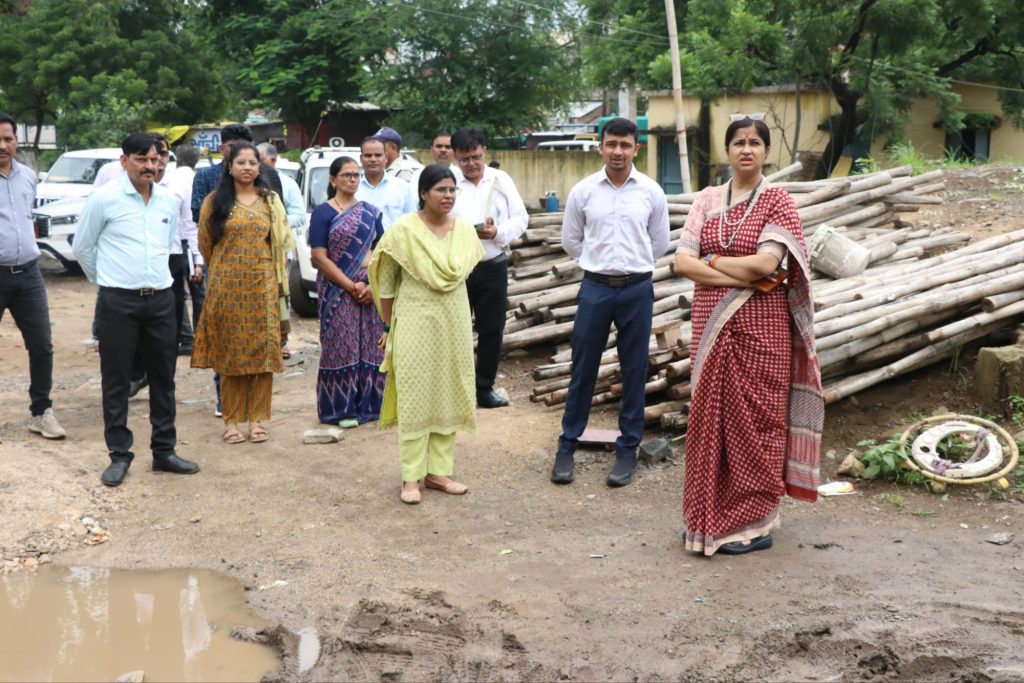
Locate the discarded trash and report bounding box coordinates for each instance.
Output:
[499,549,514,556]
[986,532,1015,545]
[257,579,288,591]
[115,671,145,683]
[588,554,606,559]
[693,597,705,605]
[960,523,970,529]
[817,481,856,496]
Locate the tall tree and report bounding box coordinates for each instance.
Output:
[363,0,580,142]
[197,0,388,135]
[579,0,675,91]
[775,0,1024,177]
[0,0,227,148]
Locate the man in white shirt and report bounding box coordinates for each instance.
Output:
[551,118,670,488]
[166,143,204,355]
[256,142,307,230]
[73,132,200,487]
[450,128,528,408]
[356,137,414,230]
[375,127,418,182]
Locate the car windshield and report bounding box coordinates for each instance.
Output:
[45,156,114,184]
[308,167,331,210]
[279,167,298,182]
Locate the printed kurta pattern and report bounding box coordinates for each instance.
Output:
[370,214,483,439]
[192,198,282,376]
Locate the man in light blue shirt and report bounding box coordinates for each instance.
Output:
[356,137,414,230]
[0,112,66,440]
[73,132,200,487]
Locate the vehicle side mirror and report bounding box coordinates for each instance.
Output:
[37,171,48,182]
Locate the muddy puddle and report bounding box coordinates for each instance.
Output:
[0,566,280,682]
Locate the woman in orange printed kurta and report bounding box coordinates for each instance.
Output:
[191,142,294,444]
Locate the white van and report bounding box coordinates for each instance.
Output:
[536,140,600,152]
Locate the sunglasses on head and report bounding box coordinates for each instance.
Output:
[729,112,766,122]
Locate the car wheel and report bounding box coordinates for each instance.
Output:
[63,260,84,276]
[289,262,318,318]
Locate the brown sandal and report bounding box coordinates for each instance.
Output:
[249,423,268,443]
[223,426,246,444]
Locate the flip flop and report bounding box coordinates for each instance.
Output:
[223,426,246,444]
[338,418,360,429]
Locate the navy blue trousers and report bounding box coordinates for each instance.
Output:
[558,277,654,459]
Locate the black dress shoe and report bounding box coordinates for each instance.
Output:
[177,344,193,357]
[477,390,509,409]
[152,453,200,475]
[550,451,575,484]
[101,453,134,487]
[128,376,149,398]
[606,457,637,487]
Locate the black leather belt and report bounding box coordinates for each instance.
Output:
[100,286,163,296]
[584,271,652,287]
[1,258,37,274]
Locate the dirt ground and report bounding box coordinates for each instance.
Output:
[3,166,1024,682]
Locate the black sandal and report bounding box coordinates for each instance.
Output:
[718,535,773,555]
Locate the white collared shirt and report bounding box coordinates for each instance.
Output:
[561,165,670,275]
[73,174,178,289]
[357,174,415,230]
[451,166,528,261]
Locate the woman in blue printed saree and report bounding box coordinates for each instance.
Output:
[309,156,386,426]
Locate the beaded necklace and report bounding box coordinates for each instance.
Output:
[717,177,763,250]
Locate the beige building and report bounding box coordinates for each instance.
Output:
[645,83,1024,191]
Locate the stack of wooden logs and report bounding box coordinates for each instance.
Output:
[506,163,1024,430]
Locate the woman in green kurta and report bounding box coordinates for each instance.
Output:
[369,165,484,505]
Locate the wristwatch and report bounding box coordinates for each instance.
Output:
[702,253,715,265]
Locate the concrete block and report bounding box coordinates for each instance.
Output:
[974,345,1024,416]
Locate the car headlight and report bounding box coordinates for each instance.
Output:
[50,214,79,226]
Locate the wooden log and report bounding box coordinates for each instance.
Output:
[815,269,1024,351]
[822,317,1016,404]
[792,180,852,209]
[883,192,943,205]
[982,290,1024,313]
[645,400,687,423]
[660,411,689,429]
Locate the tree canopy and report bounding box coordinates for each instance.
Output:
[0,0,226,147]
[362,0,580,143]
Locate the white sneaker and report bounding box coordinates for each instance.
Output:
[29,408,67,440]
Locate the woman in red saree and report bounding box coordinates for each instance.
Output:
[674,116,823,556]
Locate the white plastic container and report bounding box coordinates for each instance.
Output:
[808,224,871,278]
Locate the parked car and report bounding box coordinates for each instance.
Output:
[536,140,600,152]
[287,145,423,318]
[34,148,124,207]
[32,152,201,272]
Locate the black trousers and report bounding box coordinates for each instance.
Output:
[466,254,508,393]
[0,260,53,416]
[96,287,177,458]
[169,253,205,345]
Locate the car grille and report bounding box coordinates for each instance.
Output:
[33,197,58,208]
[34,215,51,238]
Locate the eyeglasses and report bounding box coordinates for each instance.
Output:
[334,172,360,180]
[456,153,485,166]
[729,112,766,122]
